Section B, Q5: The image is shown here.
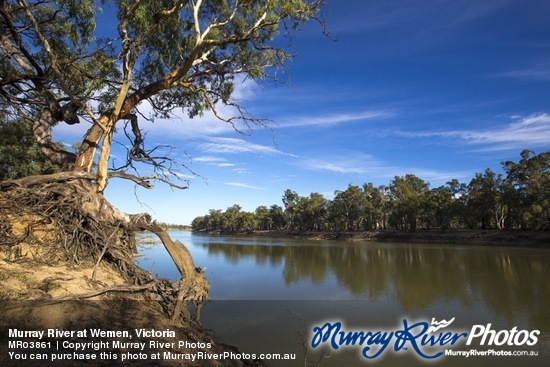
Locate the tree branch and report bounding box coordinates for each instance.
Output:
[0,171,157,190]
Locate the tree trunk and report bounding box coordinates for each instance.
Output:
[74,119,107,173]
[32,108,77,169]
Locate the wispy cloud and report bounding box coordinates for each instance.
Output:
[330,0,513,38]
[192,156,236,168]
[193,156,226,163]
[193,137,294,156]
[277,110,392,128]
[492,67,550,82]
[224,182,265,190]
[396,113,550,151]
[301,153,384,175]
[300,153,469,185]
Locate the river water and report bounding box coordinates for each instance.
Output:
[136,231,550,366]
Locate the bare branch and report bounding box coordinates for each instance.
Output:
[107,114,194,190]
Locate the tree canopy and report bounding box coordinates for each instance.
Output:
[0,118,61,180]
[1,0,326,190]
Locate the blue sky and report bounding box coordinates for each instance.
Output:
[54,0,550,225]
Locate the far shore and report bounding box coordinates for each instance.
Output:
[192,228,549,247]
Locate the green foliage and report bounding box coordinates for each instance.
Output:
[0,119,61,181]
[389,174,429,231]
[55,0,97,44]
[192,151,549,232]
[1,0,326,178]
[502,150,550,230]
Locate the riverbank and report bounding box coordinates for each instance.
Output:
[195,229,549,247]
[0,188,256,367]
[0,258,257,366]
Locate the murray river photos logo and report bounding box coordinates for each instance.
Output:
[310,318,540,360]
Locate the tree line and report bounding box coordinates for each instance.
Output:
[192,150,549,232]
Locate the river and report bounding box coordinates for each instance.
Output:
[136,231,550,366]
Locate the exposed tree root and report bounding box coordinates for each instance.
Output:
[0,173,209,323]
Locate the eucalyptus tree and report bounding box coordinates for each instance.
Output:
[389,174,429,231]
[1,0,327,313]
[222,204,242,231]
[362,182,384,230]
[467,168,505,229]
[331,184,367,231]
[446,178,468,228]
[308,192,328,231]
[423,185,454,230]
[236,210,256,231]
[502,150,549,230]
[254,205,271,230]
[268,204,285,230]
[293,192,327,231]
[282,188,299,230]
[1,0,327,191]
[191,215,206,230]
[207,208,224,230]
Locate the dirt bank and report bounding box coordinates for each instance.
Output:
[198,229,549,247]
[0,257,254,366]
[0,179,257,367]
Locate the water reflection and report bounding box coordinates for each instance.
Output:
[198,238,550,327]
[136,232,550,366]
[136,232,550,328]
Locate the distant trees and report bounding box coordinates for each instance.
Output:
[503,150,550,230]
[466,168,506,229]
[389,174,429,231]
[0,119,61,181]
[192,150,549,232]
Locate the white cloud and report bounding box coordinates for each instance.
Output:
[492,63,550,82]
[224,182,265,190]
[277,110,392,128]
[301,153,384,175]
[405,168,469,184]
[397,113,550,151]
[193,137,293,156]
[193,156,227,164]
[300,153,469,185]
[494,69,550,81]
[463,114,550,149]
[330,0,514,41]
[192,156,237,168]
